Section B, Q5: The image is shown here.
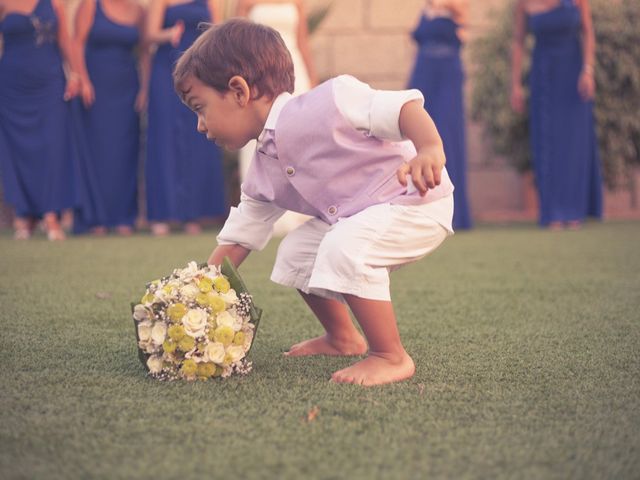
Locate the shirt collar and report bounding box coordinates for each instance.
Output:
[257,92,293,142]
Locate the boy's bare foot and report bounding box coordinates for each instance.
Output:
[284,334,367,357]
[330,351,415,386]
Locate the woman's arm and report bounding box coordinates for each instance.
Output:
[135,3,151,112]
[235,0,252,18]
[510,0,527,113]
[208,0,222,24]
[295,0,318,87]
[52,0,81,100]
[577,0,595,100]
[449,0,469,42]
[145,0,183,47]
[71,0,96,106]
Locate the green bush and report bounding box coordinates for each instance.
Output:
[470,0,640,189]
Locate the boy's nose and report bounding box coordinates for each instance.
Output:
[197,117,207,134]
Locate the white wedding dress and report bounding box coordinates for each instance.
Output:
[239,2,312,235]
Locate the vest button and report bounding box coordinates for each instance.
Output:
[285,166,295,176]
[327,205,337,215]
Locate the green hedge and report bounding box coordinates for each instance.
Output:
[470,0,640,189]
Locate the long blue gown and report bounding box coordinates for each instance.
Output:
[408,14,472,230]
[528,0,602,225]
[0,0,75,218]
[73,0,140,232]
[145,0,226,223]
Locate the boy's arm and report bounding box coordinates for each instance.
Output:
[332,75,445,197]
[208,244,250,268]
[208,192,286,268]
[397,101,446,196]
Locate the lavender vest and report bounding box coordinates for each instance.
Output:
[243,79,454,225]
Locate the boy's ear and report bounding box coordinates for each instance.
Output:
[227,76,251,107]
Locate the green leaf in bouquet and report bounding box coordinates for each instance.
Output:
[220,256,262,350]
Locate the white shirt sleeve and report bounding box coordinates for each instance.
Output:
[332,74,424,142]
[216,192,286,251]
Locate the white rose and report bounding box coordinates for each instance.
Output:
[242,329,254,349]
[177,261,199,282]
[204,265,221,280]
[179,284,200,300]
[216,311,235,328]
[182,308,208,338]
[151,322,167,346]
[138,340,152,353]
[204,342,226,364]
[147,355,164,374]
[220,289,238,304]
[217,310,243,332]
[137,320,152,342]
[133,304,152,322]
[227,345,246,363]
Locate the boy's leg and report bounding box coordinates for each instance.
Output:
[331,295,414,386]
[306,200,452,385]
[285,291,367,356]
[271,218,366,356]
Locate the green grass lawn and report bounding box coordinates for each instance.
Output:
[1,222,638,479]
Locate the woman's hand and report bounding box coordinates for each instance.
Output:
[510,83,525,114]
[170,20,185,47]
[135,88,148,113]
[578,68,595,101]
[63,74,81,101]
[80,77,96,107]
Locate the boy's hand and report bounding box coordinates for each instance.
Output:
[397,145,446,196]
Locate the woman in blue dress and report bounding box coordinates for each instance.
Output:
[71,0,148,236]
[144,0,227,236]
[408,0,472,230]
[0,0,80,240]
[511,0,602,229]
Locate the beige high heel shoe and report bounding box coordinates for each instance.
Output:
[13,217,32,240]
[44,213,66,241]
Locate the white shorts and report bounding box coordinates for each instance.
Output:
[270,195,453,302]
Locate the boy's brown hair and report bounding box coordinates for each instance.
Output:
[173,18,295,100]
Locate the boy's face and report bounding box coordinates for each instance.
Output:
[181,75,256,151]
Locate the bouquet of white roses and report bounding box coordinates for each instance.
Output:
[132,257,261,381]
